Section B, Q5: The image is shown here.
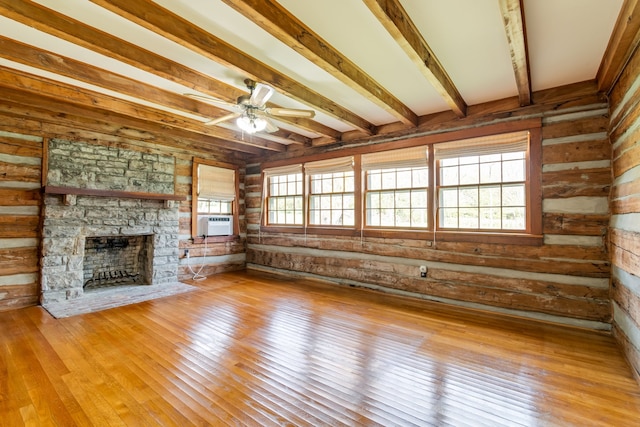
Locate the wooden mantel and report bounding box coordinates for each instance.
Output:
[43,185,186,206]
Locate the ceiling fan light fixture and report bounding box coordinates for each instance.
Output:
[236,114,267,134]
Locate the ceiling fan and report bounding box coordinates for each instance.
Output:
[186,79,315,134]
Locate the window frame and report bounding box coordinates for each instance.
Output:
[265,170,304,227]
[191,158,240,243]
[260,121,542,245]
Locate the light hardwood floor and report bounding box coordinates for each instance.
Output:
[1,270,639,426]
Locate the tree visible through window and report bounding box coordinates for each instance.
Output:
[265,167,303,225]
[261,128,537,241]
[435,131,529,231]
[306,157,355,226]
[363,146,429,228]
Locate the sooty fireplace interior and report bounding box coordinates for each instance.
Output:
[83,235,153,290]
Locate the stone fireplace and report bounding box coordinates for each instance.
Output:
[40,138,190,316]
[41,194,181,305]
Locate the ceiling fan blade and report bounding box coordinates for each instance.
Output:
[266,107,315,118]
[249,83,274,107]
[264,118,279,133]
[204,112,241,126]
[184,93,238,109]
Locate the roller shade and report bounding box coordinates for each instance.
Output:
[304,156,353,175]
[362,146,428,171]
[198,165,235,201]
[435,131,529,160]
[262,163,302,177]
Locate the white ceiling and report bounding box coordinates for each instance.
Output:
[0,0,625,154]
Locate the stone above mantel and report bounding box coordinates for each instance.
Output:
[44,185,186,206]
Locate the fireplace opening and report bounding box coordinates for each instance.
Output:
[83,235,153,291]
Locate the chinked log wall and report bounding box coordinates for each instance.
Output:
[246,90,612,329]
[0,131,42,310]
[0,113,245,311]
[609,42,640,381]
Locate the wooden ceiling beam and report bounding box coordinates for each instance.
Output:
[0,0,336,141]
[0,36,311,147]
[0,66,285,153]
[0,89,262,158]
[498,0,532,106]
[89,0,374,135]
[222,0,418,128]
[597,0,640,93]
[363,0,467,118]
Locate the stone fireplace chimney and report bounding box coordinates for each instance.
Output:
[40,138,187,316]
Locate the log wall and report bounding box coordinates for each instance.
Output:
[0,111,245,311]
[0,130,42,311]
[609,42,640,382]
[246,89,612,329]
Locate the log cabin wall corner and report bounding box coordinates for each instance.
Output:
[609,40,640,383]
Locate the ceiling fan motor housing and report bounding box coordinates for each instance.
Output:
[237,94,252,106]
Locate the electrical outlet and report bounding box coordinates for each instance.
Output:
[419,265,427,278]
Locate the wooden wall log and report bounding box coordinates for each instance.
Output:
[247,248,609,322]
[0,132,42,310]
[609,32,640,385]
[542,138,610,165]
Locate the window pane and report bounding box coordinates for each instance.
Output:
[459,208,479,228]
[396,209,411,227]
[459,164,479,185]
[441,188,458,207]
[479,186,501,207]
[459,187,478,208]
[480,161,501,183]
[441,166,458,186]
[381,171,396,189]
[480,207,501,229]
[411,190,427,208]
[411,209,428,227]
[503,159,525,182]
[380,208,394,226]
[413,168,429,187]
[503,207,525,229]
[344,194,355,209]
[441,208,458,228]
[368,171,382,190]
[397,169,411,187]
[396,190,411,208]
[503,184,525,206]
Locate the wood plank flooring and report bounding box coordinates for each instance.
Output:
[1,270,639,426]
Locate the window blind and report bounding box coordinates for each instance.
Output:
[198,165,235,201]
[304,156,354,175]
[434,131,529,160]
[262,164,303,177]
[361,146,428,171]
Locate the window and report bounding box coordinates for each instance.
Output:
[363,146,428,228]
[260,123,541,244]
[192,160,238,239]
[435,131,529,232]
[306,157,355,226]
[264,164,303,225]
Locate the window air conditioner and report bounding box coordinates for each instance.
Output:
[197,215,233,237]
